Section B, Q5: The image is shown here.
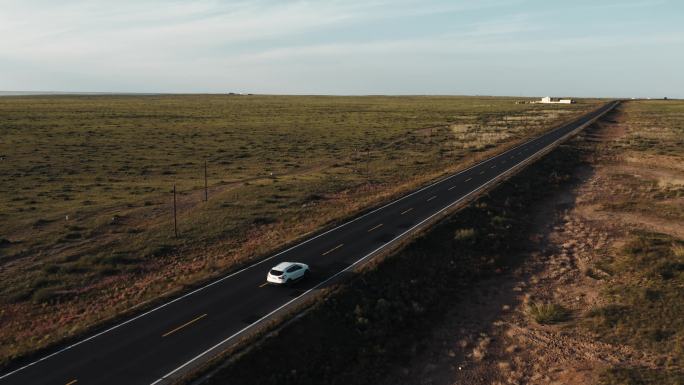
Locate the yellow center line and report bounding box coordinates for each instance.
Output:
[259,282,268,288]
[427,195,437,202]
[162,314,208,338]
[66,380,78,385]
[367,223,384,232]
[465,177,472,182]
[322,243,344,256]
[400,207,413,215]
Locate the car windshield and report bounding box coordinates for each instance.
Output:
[269,269,284,276]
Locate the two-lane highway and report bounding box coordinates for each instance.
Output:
[0,101,619,385]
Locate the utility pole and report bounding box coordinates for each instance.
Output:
[204,160,208,202]
[173,184,178,238]
[366,148,370,180]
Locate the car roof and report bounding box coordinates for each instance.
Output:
[272,262,296,271]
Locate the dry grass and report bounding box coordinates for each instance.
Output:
[526,302,569,324]
[0,94,598,364]
[576,100,684,383]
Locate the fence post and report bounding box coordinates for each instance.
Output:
[173,184,178,238]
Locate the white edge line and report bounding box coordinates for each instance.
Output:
[150,103,615,384]
[0,103,615,381]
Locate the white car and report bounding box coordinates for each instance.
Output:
[266,262,310,285]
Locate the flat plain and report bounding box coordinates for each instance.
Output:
[0,94,598,363]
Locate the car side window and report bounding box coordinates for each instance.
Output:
[287,265,301,273]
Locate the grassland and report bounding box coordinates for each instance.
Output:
[580,100,684,384]
[0,94,597,364]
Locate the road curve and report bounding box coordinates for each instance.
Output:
[0,101,619,385]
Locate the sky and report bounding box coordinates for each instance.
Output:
[0,0,682,97]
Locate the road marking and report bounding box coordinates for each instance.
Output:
[65,380,77,385]
[510,155,514,159]
[448,185,457,191]
[479,170,485,175]
[490,165,496,169]
[162,314,208,338]
[518,151,523,155]
[427,195,437,202]
[322,243,344,256]
[501,160,506,164]
[259,282,268,288]
[465,177,472,182]
[367,223,384,232]
[400,208,413,215]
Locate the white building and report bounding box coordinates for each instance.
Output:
[535,96,575,104]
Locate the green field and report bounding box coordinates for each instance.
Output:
[0,94,598,362]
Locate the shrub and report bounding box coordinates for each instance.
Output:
[6,288,32,303]
[32,218,53,227]
[453,228,476,242]
[599,366,684,385]
[32,288,60,304]
[95,253,139,266]
[252,216,276,226]
[585,267,603,280]
[587,304,629,328]
[651,261,683,280]
[142,244,174,258]
[527,302,569,324]
[304,193,325,202]
[672,243,684,258]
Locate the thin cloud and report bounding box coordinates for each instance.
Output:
[0,0,681,96]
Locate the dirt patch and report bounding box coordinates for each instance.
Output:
[575,206,684,240]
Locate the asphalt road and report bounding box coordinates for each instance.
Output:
[0,101,619,385]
